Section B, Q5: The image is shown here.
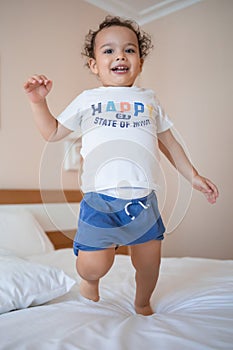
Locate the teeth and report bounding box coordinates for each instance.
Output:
[112,67,128,71]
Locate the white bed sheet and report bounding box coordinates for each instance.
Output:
[0,250,232,350]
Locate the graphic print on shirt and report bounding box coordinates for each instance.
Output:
[91,100,154,129]
[56,87,173,196]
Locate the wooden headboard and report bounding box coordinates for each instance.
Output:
[0,189,129,254]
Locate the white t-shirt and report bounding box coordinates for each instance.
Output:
[57,86,173,198]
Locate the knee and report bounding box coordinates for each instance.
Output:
[76,250,115,281]
[130,241,162,272]
[76,261,105,281]
[131,253,161,272]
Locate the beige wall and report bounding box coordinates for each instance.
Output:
[0,0,106,189]
[142,0,233,259]
[0,0,232,258]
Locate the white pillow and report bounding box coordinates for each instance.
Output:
[0,255,76,314]
[0,209,54,256]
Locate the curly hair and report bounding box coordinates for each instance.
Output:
[82,16,153,67]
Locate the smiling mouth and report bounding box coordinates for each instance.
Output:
[111,66,129,73]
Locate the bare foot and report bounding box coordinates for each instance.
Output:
[79,279,100,302]
[135,303,154,316]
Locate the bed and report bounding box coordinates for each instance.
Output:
[0,190,232,350]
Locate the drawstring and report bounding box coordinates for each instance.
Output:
[124,201,150,221]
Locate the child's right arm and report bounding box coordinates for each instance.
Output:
[23,74,72,141]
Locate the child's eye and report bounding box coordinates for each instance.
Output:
[125,48,136,53]
[103,49,113,54]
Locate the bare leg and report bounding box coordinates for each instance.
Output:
[130,240,161,316]
[76,248,115,302]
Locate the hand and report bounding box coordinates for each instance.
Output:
[192,174,219,204]
[23,74,52,103]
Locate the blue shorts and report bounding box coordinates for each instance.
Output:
[73,191,165,256]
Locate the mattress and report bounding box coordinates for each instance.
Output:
[0,249,232,350]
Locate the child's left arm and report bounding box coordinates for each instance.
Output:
[158,129,219,204]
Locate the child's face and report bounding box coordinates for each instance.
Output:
[89,26,144,87]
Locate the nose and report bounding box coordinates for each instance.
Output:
[116,56,125,61]
[116,51,126,61]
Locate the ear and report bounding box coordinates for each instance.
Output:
[89,58,98,75]
[140,58,144,72]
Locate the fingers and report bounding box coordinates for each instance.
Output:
[205,178,219,198]
[193,175,219,204]
[23,74,52,91]
[203,179,219,204]
[205,191,216,204]
[207,192,218,204]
